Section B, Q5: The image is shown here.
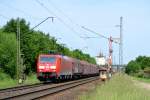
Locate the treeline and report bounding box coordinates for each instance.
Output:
[125,56,150,78]
[0,18,96,79]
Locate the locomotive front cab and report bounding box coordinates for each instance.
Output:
[37,55,59,81]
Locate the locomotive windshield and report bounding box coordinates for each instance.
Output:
[40,56,56,63]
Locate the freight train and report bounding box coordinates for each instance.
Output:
[36,54,99,82]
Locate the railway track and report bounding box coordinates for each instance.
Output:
[0,76,99,100]
[0,82,52,100]
[0,83,44,93]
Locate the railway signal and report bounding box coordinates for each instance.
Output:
[81,26,120,71]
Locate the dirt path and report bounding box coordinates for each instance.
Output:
[133,79,150,90]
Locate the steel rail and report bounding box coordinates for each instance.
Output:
[1,77,99,100]
[0,83,44,93]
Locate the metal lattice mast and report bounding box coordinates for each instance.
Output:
[16,18,20,81]
[119,16,123,67]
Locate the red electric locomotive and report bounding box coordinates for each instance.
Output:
[37,54,73,81]
[37,53,99,82]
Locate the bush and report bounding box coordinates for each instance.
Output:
[0,70,11,80]
[144,67,150,73]
[136,70,145,78]
[143,67,150,78]
[125,56,150,78]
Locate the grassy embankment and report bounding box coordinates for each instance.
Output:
[132,76,150,83]
[0,72,40,89]
[80,73,150,100]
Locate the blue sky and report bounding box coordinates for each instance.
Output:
[0,0,150,64]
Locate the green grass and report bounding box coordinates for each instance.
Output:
[0,72,18,89]
[132,77,150,83]
[23,74,40,85]
[0,72,40,89]
[79,73,150,100]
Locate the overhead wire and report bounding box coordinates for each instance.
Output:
[47,0,81,28]
[47,0,111,52]
[46,0,90,49]
[47,0,116,40]
[35,0,120,57]
[35,0,89,50]
[47,1,118,42]
[0,1,44,20]
[47,0,89,37]
[81,26,120,44]
[35,0,84,38]
[81,26,109,40]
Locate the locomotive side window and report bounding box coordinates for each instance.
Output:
[40,57,56,63]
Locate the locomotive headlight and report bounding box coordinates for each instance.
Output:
[50,66,56,69]
[39,66,45,69]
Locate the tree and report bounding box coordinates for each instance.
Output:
[1,18,97,77]
[125,60,141,74]
[125,56,150,77]
[135,56,150,69]
[71,49,96,64]
[0,31,17,78]
[3,18,30,34]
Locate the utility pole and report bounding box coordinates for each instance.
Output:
[119,17,123,68]
[17,18,25,84]
[16,18,21,83]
